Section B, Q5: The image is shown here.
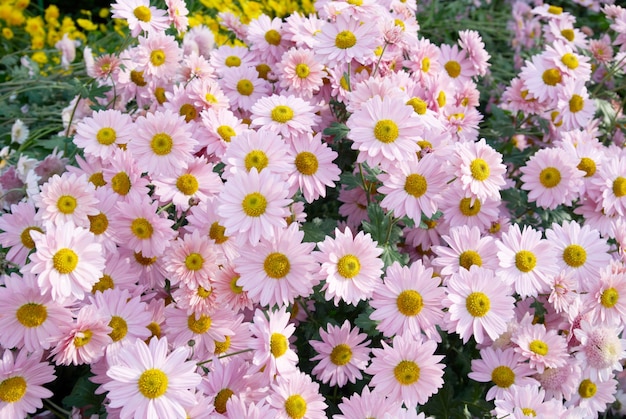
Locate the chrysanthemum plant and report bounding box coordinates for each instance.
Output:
[1,0,626,418]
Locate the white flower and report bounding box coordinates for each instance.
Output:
[11,119,29,145]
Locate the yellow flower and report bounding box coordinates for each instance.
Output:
[8,9,25,26]
[0,4,11,22]
[14,0,30,10]
[47,29,60,46]
[98,8,109,19]
[2,27,13,40]
[25,16,45,36]
[45,5,60,22]
[77,18,98,31]
[31,35,45,50]
[31,51,48,65]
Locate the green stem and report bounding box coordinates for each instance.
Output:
[357,163,371,206]
[43,398,71,418]
[196,348,254,366]
[372,42,388,77]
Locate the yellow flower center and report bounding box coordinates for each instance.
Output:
[53,248,78,274]
[96,127,116,145]
[271,105,294,123]
[569,95,584,113]
[613,177,626,198]
[561,53,579,70]
[133,5,152,22]
[373,119,399,143]
[470,158,490,181]
[20,226,42,249]
[270,332,288,357]
[225,56,241,67]
[197,286,212,299]
[244,150,269,172]
[529,339,548,356]
[188,314,211,334]
[335,30,357,49]
[0,376,27,403]
[179,104,197,122]
[406,97,427,115]
[229,275,243,294]
[205,93,217,104]
[137,369,168,399]
[459,250,483,270]
[491,365,515,388]
[57,195,77,214]
[184,253,204,271]
[92,274,114,293]
[155,87,167,105]
[548,5,563,14]
[209,221,228,244]
[295,63,310,78]
[111,172,131,195]
[562,244,586,268]
[404,174,427,197]
[217,125,236,142]
[561,29,575,42]
[394,360,420,385]
[515,250,537,273]
[539,167,561,188]
[88,212,109,235]
[150,133,173,156]
[577,157,596,177]
[295,151,318,175]
[444,60,461,78]
[130,218,153,240]
[108,316,128,342]
[421,57,431,72]
[396,290,423,316]
[130,70,147,87]
[176,173,199,196]
[214,335,231,354]
[601,287,619,308]
[459,197,481,216]
[265,29,282,46]
[150,50,165,67]
[522,408,537,417]
[466,292,491,317]
[578,379,597,399]
[236,79,254,96]
[337,254,361,279]
[16,302,47,328]
[437,91,446,108]
[146,322,161,340]
[89,172,106,187]
[134,251,156,266]
[214,388,234,414]
[347,0,363,5]
[256,63,271,80]
[542,68,562,86]
[264,252,290,279]
[241,192,267,217]
[73,329,93,347]
[285,394,307,419]
[330,343,352,366]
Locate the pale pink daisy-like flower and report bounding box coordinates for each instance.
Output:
[250,94,320,139]
[594,153,626,217]
[520,54,567,104]
[102,148,151,202]
[444,265,515,344]
[219,65,271,112]
[49,304,112,366]
[246,15,289,62]
[283,12,324,49]
[535,360,582,401]
[496,223,560,298]
[73,109,133,160]
[0,349,55,418]
[544,41,592,79]
[511,322,569,373]
[200,357,253,415]
[586,263,626,327]
[86,186,120,256]
[574,320,626,382]
[432,225,500,277]
[314,14,380,67]
[347,95,422,168]
[315,227,384,306]
[309,320,370,387]
[186,78,229,112]
[520,147,584,210]
[545,220,611,290]
[366,333,445,408]
[267,370,328,419]
[35,172,99,229]
[493,385,560,418]
[378,153,449,222]
[165,0,188,34]
[439,184,501,231]
[235,223,318,307]
[170,282,218,317]
[225,396,279,419]
[129,109,197,177]
[458,29,491,77]
[439,43,475,85]
[370,260,445,338]
[185,198,238,262]
[134,32,182,80]
[212,262,254,312]
[103,337,202,419]
[0,272,72,352]
[469,346,539,401]
[200,108,250,159]
[547,271,578,314]
[278,47,325,98]
[0,201,44,266]
[565,374,617,416]
[210,45,254,76]
[217,168,292,245]
[26,223,105,304]
[110,0,169,37]
[556,79,596,131]
[335,385,402,419]
[451,138,507,202]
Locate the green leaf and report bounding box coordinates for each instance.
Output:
[302,217,337,243]
[354,307,378,337]
[323,122,350,142]
[62,374,106,416]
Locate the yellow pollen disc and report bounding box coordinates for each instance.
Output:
[185,253,204,271]
[330,343,352,366]
[394,18,406,30]
[57,195,77,215]
[601,287,619,308]
[561,53,579,70]
[188,314,211,334]
[217,125,236,142]
[131,218,153,240]
[515,250,537,273]
[241,192,267,217]
[465,292,491,317]
[111,172,131,195]
[137,368,168,399]
[491,365,515,388]
[522,408,537,417]
[374,46,384,57]
[214,388,234,414]
[214,335,231,354]
[285,394,307,419]
[88,212,109,235]
[229,275,243,294]
[561,29,575,42]
[256,63,271,80]
[548,5,563,14]
[16,302,47,327]
[134,251,156,266]
[396,290,423,316]
[539,167,561,188]
[459,250,483,270]
[150,133,173,156]
[337,254,361,279]
[225,56,241,67]
[295,151,318,175]
[270,332,288,358]
[73,329,93,347]
[437,91,446,108]
[108,316,128,342]
[89,172,106,187]
[130,70,147,87]
[92,274,114,293]
[179,104,197,122]
[209,221,228,244]
[147,322,161,340]
[53,248,78,274]
[578,379,597,399]
[265,29,281,46]
[347,0,362,4]
[613,177,626,198]
[244,150,269,172]
[205,93,217,104]
[406,97,427,115]
[154,87,167,105]
[236,79,254,96]
[176,173,199,195]
[401,173,428,198]
[96,127,116,145]
[394,360,420,385]
[577,157,596,177]
[421,57,431,72]
[133,5,152,22]
[373,119,399,143]
[542,68,562,86]
[459,197,481,216]
[20,226,42,249]
[197,286,212,299]
[470,158,490,181]
[149,49,165,67]
[295,63,310,79]
[562,244,586,268]
[271,105,294,123]
[0,376,27,403]
[335,30,357,49]
[529,339,548,356]
[569,94,584,113]
[418,140,433,150]
[444,60,461,78]
[264,252,290,279]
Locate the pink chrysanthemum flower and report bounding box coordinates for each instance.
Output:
[134,32,182,80]
[235,223,318,307]
[110,0,169,37]
[200,357,253,415]
[246,15,289,63]
[439,43,475,85]
[210,45,254,76]
[102,148,151,202]
[185,197,238,262]
[496,223,560,298]
[0,272,72,352]
[219,65,270,112]
[0,201,44,266]
[314,14,380,67]
[458,29,491,77]
[315,227,384,306]
[170,282,218,317]
[586,262,626,327]
[439,184,501,231]
[432,225,500,278]
[267,370,328,419]
[225,396,279,419]
[556,79,596,131]
[278,47,325,98]
[335,385,402,419]
[200,108,250,159]
[309,320,371,387]
[103,337,202,419]
[216,168,292,245]
[535,360,582,401]
[370,260,445,339]
[574,320,626,382]
[468,346,539,401]
[520,53,567,104]
[493,385,560,418]
[444,265,515,344]
[165,0,188,34]
[0,349,55,418]
[250,94,320,139]
[511,322,569,373]
[565,374,617,417]
[73,109,133,160]
[26,223,105,304]
[451,138,507,202]
[186,78,229,112]
[212,262,254,312]
[594,153,626,217]
[366,333,445,408]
